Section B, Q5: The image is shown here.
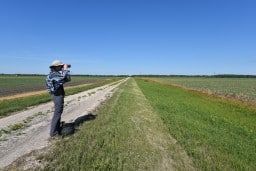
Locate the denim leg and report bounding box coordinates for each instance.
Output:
[50,95,64,136]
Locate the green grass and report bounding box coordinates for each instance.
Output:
[0,94,51,118]
[150,77,256,103]
[136,78,256,170]
[43,78,191,170]
[0,78,121,118]
[0,123,27,137]
[0,112,47,138]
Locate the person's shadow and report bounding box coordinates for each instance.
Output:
[60,113,96,137]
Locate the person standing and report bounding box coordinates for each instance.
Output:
[46,60,71,137]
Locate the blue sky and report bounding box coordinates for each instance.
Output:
[0,0,255,75]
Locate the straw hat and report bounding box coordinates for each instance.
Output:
[49,60,64,68]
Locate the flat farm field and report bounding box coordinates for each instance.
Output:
[148,77,256,103]
[0,75,111,98]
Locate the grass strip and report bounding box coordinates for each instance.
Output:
[0,78,121,118]
[0,111,47,140]
[42,78,193,170]
[136,78,256,170]
[0,123,27,137]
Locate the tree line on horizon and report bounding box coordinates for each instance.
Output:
[1,73,256,78]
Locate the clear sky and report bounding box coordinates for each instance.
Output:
[0,0,255,75]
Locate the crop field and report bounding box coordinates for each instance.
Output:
[0,75,112,98]
[148,77,256,103]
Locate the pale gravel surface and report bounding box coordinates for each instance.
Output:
[0,78,127,169]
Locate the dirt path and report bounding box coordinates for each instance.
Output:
[0,78,127,169]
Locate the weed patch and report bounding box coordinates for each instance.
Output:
[0,111,47,138]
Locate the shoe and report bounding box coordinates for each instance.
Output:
[49,134,61,140]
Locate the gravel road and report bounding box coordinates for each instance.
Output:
[0,78,127,169]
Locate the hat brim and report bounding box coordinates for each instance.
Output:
[49,64,64,68]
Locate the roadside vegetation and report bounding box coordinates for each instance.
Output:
[136,78,256,170]
[0,78,121,118]
[0,112,46,138]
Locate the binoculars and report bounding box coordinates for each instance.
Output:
[61,64,71,68]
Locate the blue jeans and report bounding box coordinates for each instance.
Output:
[50,95,64,136]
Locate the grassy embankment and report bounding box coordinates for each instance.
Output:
[136,78,256,170]
[43,78,195,170]
[0,78,121,118]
